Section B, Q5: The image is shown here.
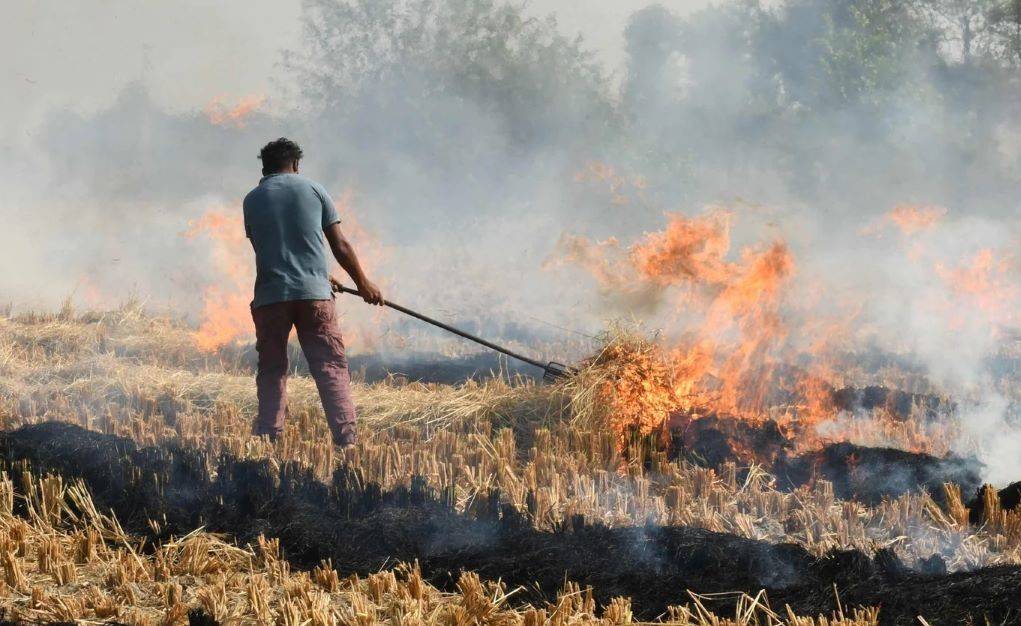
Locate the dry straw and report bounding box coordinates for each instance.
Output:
[1,306,1020,598]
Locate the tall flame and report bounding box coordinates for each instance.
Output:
[183,209,253,351]
[327,190,391,352]
[555,208,811,445]
[558,195,1021,460]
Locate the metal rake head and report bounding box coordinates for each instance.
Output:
[542,361,576,383]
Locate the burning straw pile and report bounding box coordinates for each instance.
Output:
[567,330,682,451]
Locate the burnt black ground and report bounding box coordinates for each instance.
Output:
[348,351,540,383]
[672,416,984,505]
[2,422,1019,625]
[254,345,542,383]
[775,442,983,506]
[830,386,955,422]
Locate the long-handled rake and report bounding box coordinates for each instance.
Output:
[333,284,574,382]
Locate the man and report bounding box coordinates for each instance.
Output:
[243,137,382,450]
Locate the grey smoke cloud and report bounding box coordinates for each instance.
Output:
[3,0,1021,483]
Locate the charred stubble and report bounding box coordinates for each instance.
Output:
[2,422,1020,625]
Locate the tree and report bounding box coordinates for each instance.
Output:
[751,0,935,112]
[917,0,994,63]
[986,0,1021,65]
[285,0,617,151]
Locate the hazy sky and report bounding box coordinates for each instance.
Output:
[2,0,714,140]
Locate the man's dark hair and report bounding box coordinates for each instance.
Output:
[259,138,303,175]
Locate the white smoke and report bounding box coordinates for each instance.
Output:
[4,0,1021,483]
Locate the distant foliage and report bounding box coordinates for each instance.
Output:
[756,0,932,110]
[287,0,617,151]
[986,0,1021,65]
[616,0,1021,208]
[285,0,1021,212]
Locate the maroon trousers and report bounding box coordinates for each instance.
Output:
[251,299,357,445]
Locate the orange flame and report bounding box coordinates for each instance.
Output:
[935,248,1021,333]
[75,274,107,309]
[181,191,389,353]
[702,241,796,416]
[631,210,735,287]
[590,336,681,452]
[862,204,947,237]
[558,196,1019,459]
[328,190,392,352]
[204,95,265,128]
[557,208,820,448]
[573,161,648,206]
[183,208,253,351]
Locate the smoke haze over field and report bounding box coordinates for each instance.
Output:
[4,1,1021,480]
[0,0,716,320]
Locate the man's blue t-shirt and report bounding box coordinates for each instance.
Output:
[243,173,340,308]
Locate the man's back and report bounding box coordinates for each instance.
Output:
[245,137,380,449]
[243,173,340,307]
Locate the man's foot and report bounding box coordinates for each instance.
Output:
[333,439,357,457]
[254,431,281,444]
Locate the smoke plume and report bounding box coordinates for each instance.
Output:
[4,0,1021,481]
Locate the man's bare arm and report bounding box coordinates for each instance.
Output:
[324,223,383,305]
